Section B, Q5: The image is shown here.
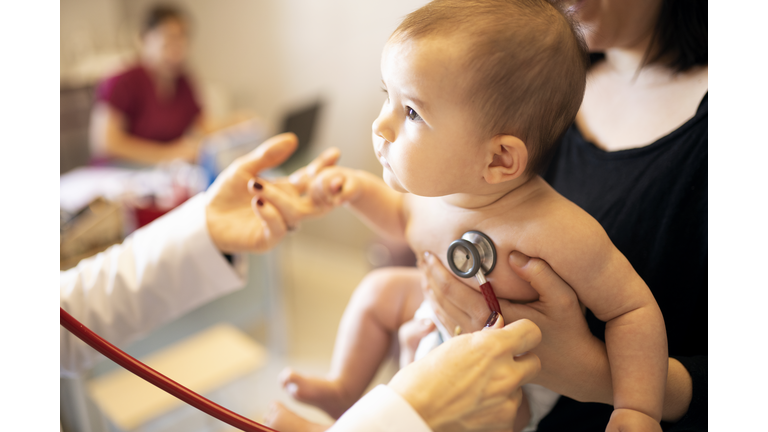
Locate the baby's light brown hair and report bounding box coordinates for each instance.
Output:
[392,0,588,175]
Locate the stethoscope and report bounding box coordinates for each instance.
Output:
[59,229,502,432]
[447,230,501,314]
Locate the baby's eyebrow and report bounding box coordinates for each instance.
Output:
[381,79,429,114]
[402,92,428,113]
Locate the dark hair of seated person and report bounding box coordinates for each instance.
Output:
[143,4,187,35]
[589,0,707,72]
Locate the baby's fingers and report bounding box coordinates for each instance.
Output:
[288,147,341,193]
[309,170,347,207]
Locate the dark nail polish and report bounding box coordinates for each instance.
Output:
[484,311,499,328]
[257,199,264,206]
[253,181,263,190]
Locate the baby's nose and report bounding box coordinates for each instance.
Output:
[372,114,396,144]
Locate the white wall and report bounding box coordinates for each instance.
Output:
[126,0,429,246]
[60,0,132,76]
[62,0,430,247]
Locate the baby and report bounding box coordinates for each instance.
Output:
[269,1,667,431]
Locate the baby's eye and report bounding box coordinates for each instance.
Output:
[381,87,389,102]
[406,107,422,122]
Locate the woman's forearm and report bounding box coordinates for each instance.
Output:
[557,353,692,423]
[661,358,693,422]
[91,103,198,164]
[105,132,197,164]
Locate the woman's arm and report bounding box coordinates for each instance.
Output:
[90,103,200,164]
[420,251,699,425]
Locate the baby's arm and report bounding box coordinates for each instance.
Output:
[310,166,407,241]
[531,212,667,428]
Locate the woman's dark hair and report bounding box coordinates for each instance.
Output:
[645,0,707,71]
[143,4,186,35]
[590,0,707,72]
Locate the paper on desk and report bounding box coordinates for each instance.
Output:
[59,166,135,213]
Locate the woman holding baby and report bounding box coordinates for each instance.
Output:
[420,0,707,431]
[257,0,706,431]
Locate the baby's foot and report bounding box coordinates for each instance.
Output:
[279,368,355,419]
[264,401,330,432]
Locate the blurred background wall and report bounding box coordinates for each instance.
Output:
[61,2,429,430]
[60,0,429,249]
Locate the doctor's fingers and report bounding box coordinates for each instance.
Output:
[420,252,490,332]
[287,147,341,194]
[250,178,319,227]
[251,196,287,250]
[481,352,541,400]
[495,318,542,358]
[238,133,299,177]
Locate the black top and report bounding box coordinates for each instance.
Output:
[538,94,708,431]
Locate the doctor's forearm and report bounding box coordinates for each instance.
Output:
[60,195,245,374]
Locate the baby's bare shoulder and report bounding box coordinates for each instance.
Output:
[515,181,612,261]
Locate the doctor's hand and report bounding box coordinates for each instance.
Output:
[205,133,332,253]
[389,316,541,432]
[420,250,613,406]
[246,147,342,232]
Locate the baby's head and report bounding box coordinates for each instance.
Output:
[372,0,587,197]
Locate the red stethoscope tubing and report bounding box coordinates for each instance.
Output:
[60,307,278,432]
[479,281,502,315]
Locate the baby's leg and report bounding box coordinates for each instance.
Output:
[280,267,423,419]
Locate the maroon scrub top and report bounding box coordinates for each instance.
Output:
[96,65,202,143]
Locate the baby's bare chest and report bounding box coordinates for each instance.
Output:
[404,198,539,302]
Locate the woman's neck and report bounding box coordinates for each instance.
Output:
[141,58,178,98]
[601,31,658,79]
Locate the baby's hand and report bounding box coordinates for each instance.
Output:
[605,409,662,432]
[247,147,341,230]
[308,166,364,210]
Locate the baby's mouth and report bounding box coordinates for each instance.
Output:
[376,151,392,170]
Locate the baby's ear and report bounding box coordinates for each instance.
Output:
[482,134,528,184]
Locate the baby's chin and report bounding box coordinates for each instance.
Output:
[383,169,409,194]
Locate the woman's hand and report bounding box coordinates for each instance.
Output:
[420,250,614,405]
[205,133,337,253]
[389,315,541,432]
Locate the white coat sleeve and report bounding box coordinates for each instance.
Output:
[60,193,246,376]
[328,385,432,432]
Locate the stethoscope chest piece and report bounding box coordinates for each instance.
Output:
[447,230,497,278]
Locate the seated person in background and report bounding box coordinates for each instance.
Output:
[259,1,668,431]
[90,5,253,165]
